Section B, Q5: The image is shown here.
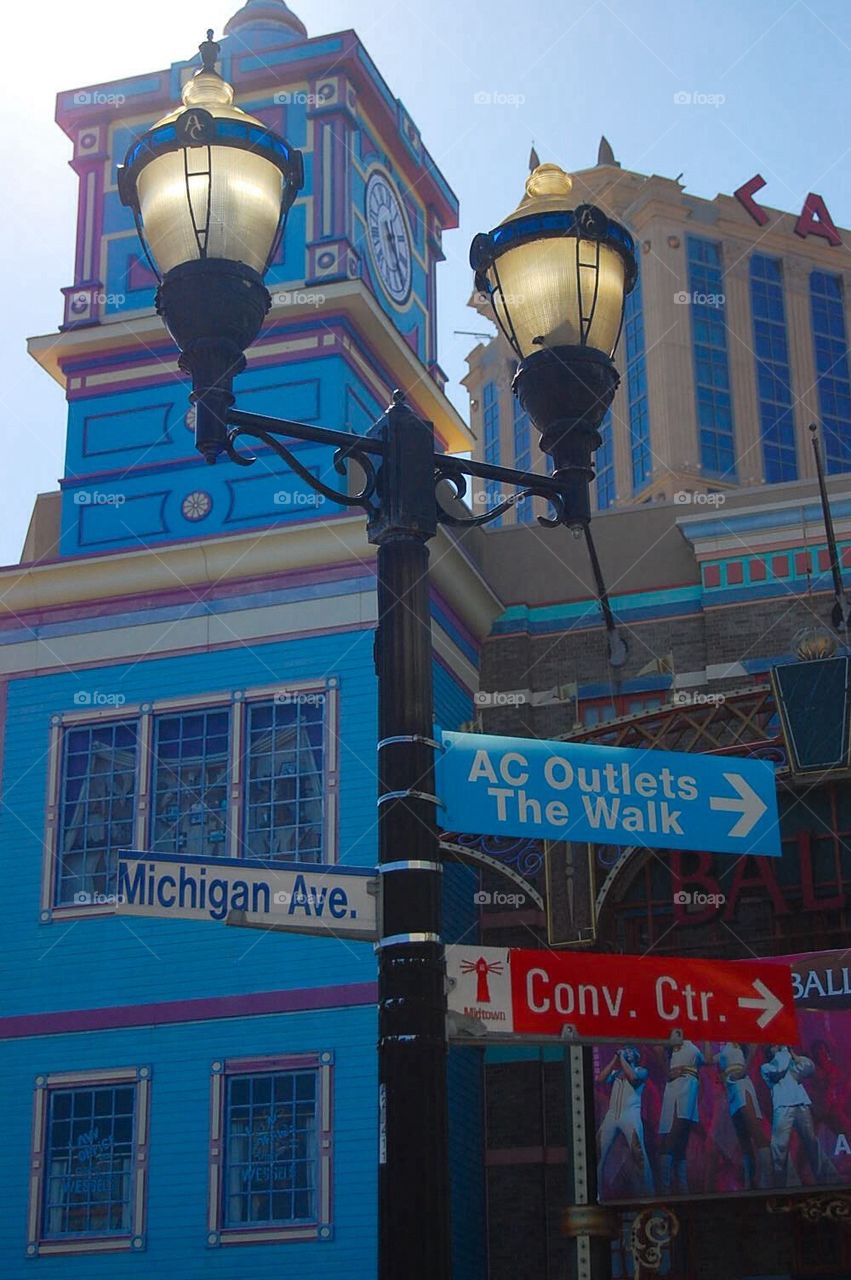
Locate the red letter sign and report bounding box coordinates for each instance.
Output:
[795,192,842,246]
[734,174,769,226]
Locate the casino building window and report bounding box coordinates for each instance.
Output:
[810,270,851,474]
[595,409,615,510]
[750,254,797,483]
[687,236,736,478]
[482,378,503,525]
[624,263,651,492]
[26,1066,150,1258]
[43,684,337,916]
[207,1053,333,1246]
[512,392,535,524]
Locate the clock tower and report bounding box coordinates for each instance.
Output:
[30,0,471,556]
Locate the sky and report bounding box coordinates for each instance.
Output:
[3,0,851,565]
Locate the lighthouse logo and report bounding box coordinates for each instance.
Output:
[447,947,513,1029]
[460,955,504,1003]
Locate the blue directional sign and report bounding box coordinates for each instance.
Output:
[436,731,781,857]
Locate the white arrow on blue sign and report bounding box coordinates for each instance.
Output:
[436,731,781,857]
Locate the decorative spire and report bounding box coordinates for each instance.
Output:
[529,143,541,173]
[224,0,307,43]
[597,136,619,167]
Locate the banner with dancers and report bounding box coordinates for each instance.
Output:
[593,949,851,1202]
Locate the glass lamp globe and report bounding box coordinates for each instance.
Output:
[118,30,302,279]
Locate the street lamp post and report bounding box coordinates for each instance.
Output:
[119,33,636,1278]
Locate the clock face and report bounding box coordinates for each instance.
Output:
[365,171,412,305]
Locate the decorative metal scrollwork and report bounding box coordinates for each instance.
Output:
[434,458,567,528]
[630,1206,679,1275]
[224,424,380,510]
[767,1194,851,1225]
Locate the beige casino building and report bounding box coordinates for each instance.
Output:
[465,138,851,521]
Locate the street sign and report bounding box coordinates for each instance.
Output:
[436,730,780,857]
[115,851,379,940]
[446,946,797,1045]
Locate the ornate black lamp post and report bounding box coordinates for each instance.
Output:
[119,33,636,1279]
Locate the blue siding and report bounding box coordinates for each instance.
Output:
[448,1047,486,1280]
[1,632,378,1018]
[0,1008,377,1277]
[624,266,651,491]
[595,409,615,510]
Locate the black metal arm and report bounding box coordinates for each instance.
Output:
[218,393,628,663]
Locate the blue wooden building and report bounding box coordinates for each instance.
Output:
[1,3,496,1273]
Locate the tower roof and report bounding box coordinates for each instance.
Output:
[224,0,307,44]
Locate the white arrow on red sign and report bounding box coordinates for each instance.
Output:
[446,946,797,1044]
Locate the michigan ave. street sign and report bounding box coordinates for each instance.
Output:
[114,851,379,940]
[437,730,780,857]
[446,946,797,1044]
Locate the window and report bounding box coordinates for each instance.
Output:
[687,237,736,478]
[27,1067,150,1258]
[56,721,137,907]
[153,707,230,858]
[810,271,851,474]
[512,393,535,523]
[44,684,337,916]
[482,379,502,525]
[244,696,324,861]
[750,255,797,482]
[624,264,652,491]
[208,1053,333,1246]
[595,409,615,510]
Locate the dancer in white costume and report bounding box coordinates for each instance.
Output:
[658,1040,704,1194]
[761,1045,836,1188]
[714,1042,771,1189]
[596,1047,654,1196]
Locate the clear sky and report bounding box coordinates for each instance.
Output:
[3,0,851,565]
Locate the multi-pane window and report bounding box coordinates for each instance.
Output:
[750,255,797,483]
[810,271,851,474]
[512,393,534,524]
[153,708,230,858]
[209,1053,332,1246]
[223,1071,318,1227]
[687,237,736,477]
[244,698,324,862]
[624,266,651,491]
[595,409,615,510]
[57,722,137,905]
[482,379,502,524]
[48,688,333,910]
[28,1067,150,1257]
[43,1085,135,1237]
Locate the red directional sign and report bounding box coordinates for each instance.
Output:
[446,946,797,1045]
